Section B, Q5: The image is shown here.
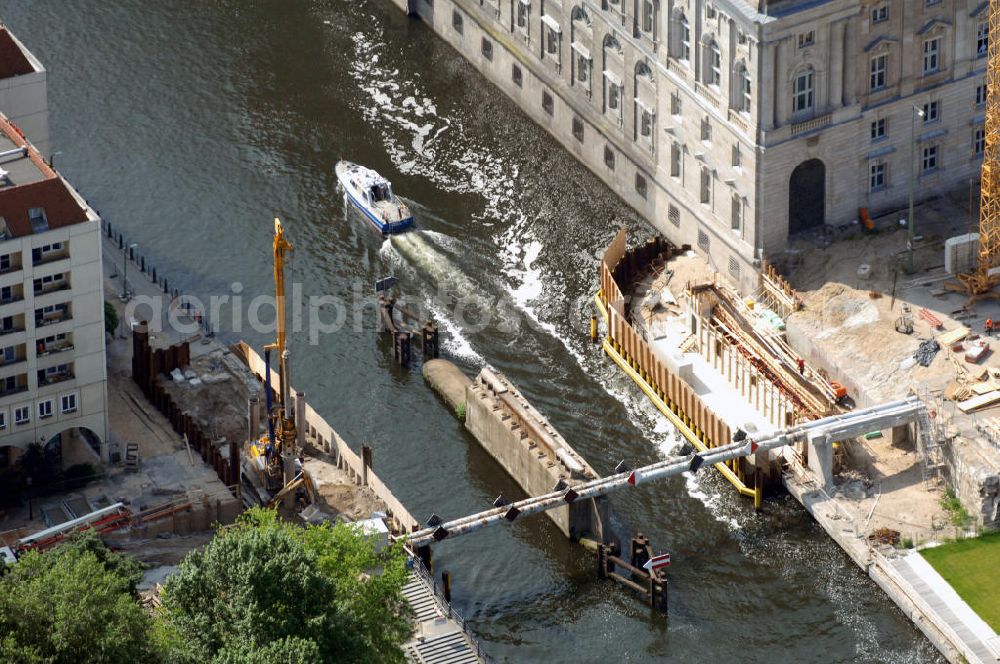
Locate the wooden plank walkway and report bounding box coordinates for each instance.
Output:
[890,553,998,664]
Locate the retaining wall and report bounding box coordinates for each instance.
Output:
[464,368,606,540]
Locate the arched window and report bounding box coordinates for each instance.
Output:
[705,39,721,85]
[733,61,751,112]
[670,11,690,61]
[571,5,589,24]
[792,67,815,114]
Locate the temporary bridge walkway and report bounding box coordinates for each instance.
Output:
[407,397,928,547]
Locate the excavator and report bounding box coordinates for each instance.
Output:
[244,217,299,500]
[955,0,1000,299]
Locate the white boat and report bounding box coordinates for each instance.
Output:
[335,160,414,234]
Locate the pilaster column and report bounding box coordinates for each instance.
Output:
[829,20,845,108]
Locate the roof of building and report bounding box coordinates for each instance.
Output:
[0,26,35,79]
[0,114,90,239]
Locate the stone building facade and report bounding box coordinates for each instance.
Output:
[389,0,988,293]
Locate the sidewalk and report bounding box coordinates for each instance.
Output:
[890,551,1000,664]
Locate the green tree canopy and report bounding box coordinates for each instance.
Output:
[0,532,150,664]
[159,508,411,664]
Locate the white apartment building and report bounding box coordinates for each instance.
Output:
[0,24,49,158]
[393,0,988,293]
[0,112,107,470]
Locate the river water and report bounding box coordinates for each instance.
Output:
[5,1,942,661]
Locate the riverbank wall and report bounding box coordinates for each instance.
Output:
[236,342,421,537]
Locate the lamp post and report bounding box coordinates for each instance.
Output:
[121,243,137,300]
[908,105,926,274]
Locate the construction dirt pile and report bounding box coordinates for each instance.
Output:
[789,282,954,404]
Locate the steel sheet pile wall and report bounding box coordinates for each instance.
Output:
[598,230,731,451]
[131,322,239,493]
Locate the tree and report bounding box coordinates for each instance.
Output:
[104,300,119,337]
[159,508,411,664]
[0,532,152,664]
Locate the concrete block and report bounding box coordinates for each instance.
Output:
[944,233,979,275]
[807,432,833,490]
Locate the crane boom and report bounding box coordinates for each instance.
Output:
[273,217,293,356]
[961,0,1000,294]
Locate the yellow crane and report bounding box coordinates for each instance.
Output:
[248,218,297,494]
[959,0,1000,295]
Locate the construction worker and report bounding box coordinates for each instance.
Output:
[987,318,994,336]
[797,358,805,375]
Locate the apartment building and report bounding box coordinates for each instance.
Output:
[0,112,107,470]
[390,0,988,293]
[0,24,49,158]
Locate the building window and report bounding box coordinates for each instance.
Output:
[923,37,940,75]
[671,91,682,116]
[606,76,621,116]
[542,90,554,115]
[871,118,887,141]
[697,229,710,251]
[517,0,529,30]
[977,81,987,107]
[604,145,615,169]
[38,399,53,419]
[28,208,48,233]
[728,256,741,279]
[14,406,29,425]
[701,116,712,142]
[680,16,691,61]
[923,101,939,123]
[545,25,559,56]
[61,393,77,414]
[731,194,742,230]
[922,145,939,173]
[706,41,721,86]
[978,22,989,57]
[797,31,815,49]
[512,64,523,87]
[732,144,742,168]
[870,53,887,91]
[669,204,681,227]
[635,173,647,199]
[740,68,752,112]
[452,10,463,34]
[642,0,655,33]
[871,3,888,23]
[0,411,6,430]
[700,167,712,204]
[482,38,493,60]
[793,69,815,114]
[870,161,887,191]
[576,53,590,84]
[0,254,10,273]
[639,107,654,139]
[572,116,584,142]
[670,143,682,177]
[975,127,986,156]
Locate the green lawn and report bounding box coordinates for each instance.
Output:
[920,531,1000,632]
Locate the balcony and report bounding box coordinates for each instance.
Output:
[36,342,74,358]
[0,325,26,339]
[35,312,71,329]
[31,248,69,268]
[33,281,70,297]
[0,383,28,399]
[790,112,832,137]
[37,370,74,388]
